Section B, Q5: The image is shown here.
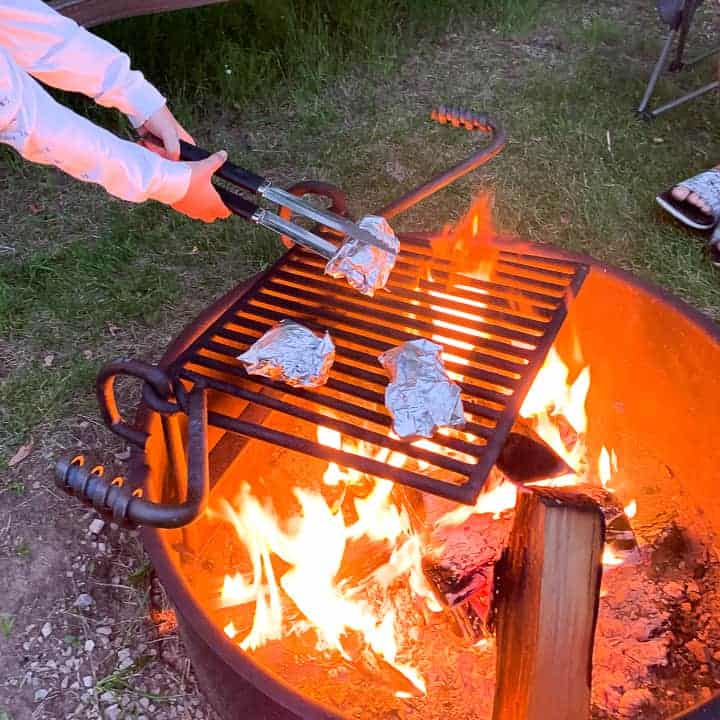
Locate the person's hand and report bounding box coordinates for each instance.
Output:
[171,151,232,223]
[138,104,194,160]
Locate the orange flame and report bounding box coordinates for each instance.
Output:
[216,438,440,693]
[602,547,625,567]
[519,346,590,473]
[437,345,637,546]
[431,191,498,281]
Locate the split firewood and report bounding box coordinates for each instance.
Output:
[393,416,629,645]
[492,487,605,720]
[398,419,571,644]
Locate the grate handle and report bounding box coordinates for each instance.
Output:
[56,383,209,529]
[96,359,179,448]
[376,106,507,220]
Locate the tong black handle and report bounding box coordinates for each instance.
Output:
[214,185,258,220]
[178,139,266,194]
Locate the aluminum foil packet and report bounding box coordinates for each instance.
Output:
[238,320,335,388]
[324,215,399,297]
[379,339,465,440]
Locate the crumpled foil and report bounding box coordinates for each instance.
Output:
[379,339,465,439]
[324,215,399,296]
[237,320,335,388]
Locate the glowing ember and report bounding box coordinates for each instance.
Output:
[624,499,638,519]
[601,547,625,567]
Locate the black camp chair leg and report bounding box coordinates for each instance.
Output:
[637,29,676,117]
[670,0,699,71]
[638,0,720,120]
[646,79,720,118]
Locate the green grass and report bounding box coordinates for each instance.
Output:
[127,560,153,589]
[1,0,719,463]
[14,542,31,560]
[0,200,278,452]
[0,614,14,639]
[64,634,82,648]
[0,207,179,336]
[0,358,97,449]
[568,16,624,48]
[95,656,185,701]
[0,199,279,337]
[93,0,541,113]
[2,478,25,496]
[96,656,153,692]
[483,46,720,312]
[485,0,545,31]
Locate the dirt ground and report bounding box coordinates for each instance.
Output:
[1,2,719,719]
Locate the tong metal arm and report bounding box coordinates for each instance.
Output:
[177,140,394,259]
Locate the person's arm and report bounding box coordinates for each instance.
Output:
[0,0,166,129]
[0,47,190,205]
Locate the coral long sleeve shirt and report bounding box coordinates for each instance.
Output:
[0,0,190,204]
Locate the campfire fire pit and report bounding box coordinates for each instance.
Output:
[55,109,720,720]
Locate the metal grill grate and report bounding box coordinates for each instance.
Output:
[168,235,587,504]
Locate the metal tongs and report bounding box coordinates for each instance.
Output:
[176,140,396,261]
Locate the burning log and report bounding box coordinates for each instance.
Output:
[409,421,573,642]
[413,477,635,645]
[496,422,572,484]
[492,487,605,720]
[397,471,513,643]
[422,511,511,642]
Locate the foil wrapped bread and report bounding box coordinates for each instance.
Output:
[325,215,399,296]
[379,339,466,439]
[238,320,335,388]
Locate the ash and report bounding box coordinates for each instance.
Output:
[591,523,720,719]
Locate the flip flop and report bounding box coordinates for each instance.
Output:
[656,169,720,231]
[710,225,720,268]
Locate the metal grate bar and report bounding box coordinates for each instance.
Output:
[235,303,535,366]
[207,330,505,424]
[212,319,512,412]
[181,369,478,473]
[249,294,523,390]
[290,255,566,306]
[495,257,578,281]
[169,240,588,504]
[264,274,550,332]
[193,340,497,442]
[273,266,556,321]
[207,410,468,498]
[249,287,541,348]
[221,309,516,405]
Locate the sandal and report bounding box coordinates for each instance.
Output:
[656,169,720,231]
[710,226,720,268]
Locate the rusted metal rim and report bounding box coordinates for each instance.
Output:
[135,236,720,720]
